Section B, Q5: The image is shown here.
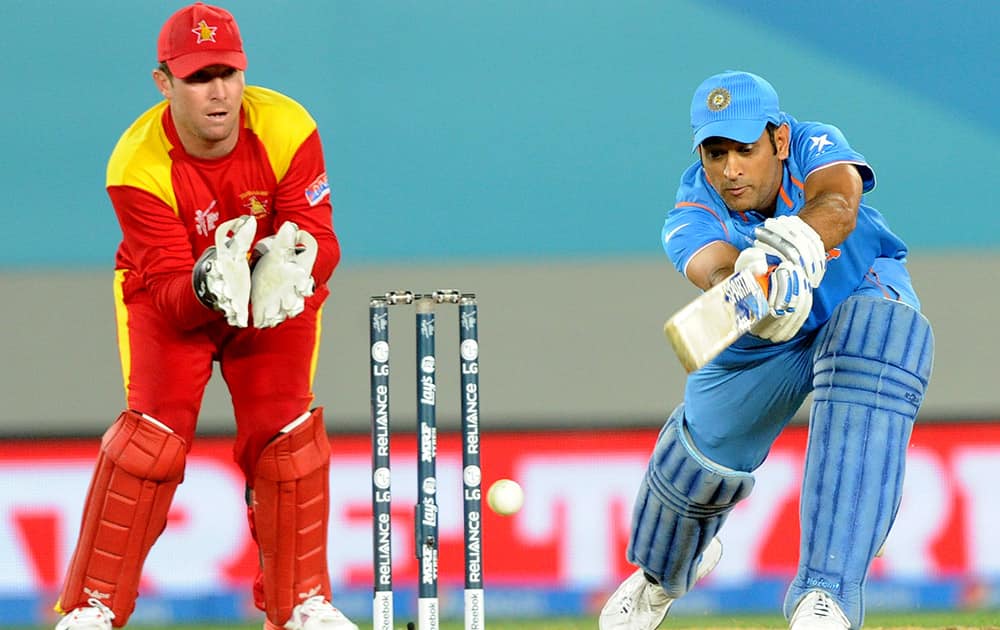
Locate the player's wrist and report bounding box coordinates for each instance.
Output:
[754,215,826,288]
[192,247,220,310]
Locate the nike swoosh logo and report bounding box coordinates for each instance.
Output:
[663,223,690,246]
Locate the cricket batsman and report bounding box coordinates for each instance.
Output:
[599,71,934,629]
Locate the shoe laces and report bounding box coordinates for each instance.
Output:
[812,593,835,617]
[806,591,848,626]
[618,577,665,615]
[616,592,636,616]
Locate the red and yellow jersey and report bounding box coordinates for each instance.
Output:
[106,86,339,330]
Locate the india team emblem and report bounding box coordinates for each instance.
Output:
[192,20,218,44]
[706,87,731,112]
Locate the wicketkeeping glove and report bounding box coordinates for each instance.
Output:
[734,246,812,343]
[753,215,826,288]
[250,221,318,329]
[192,215,257,327]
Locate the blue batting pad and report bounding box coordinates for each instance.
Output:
[628,405,754,596]
[784,296,933,629]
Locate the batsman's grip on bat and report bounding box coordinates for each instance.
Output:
[735,247,812,343]
[663,266,770,373]
[662,248,812,373]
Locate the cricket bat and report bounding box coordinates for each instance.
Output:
[663,268,770,373]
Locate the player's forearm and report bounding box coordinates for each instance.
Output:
[310,230,340,286]
[686,241,741,291]
[704,262,736,290]
[110,187,223,330]
[800,163,863,250]
[273,134,340,286]
[798,191,857,250]
[145,271,222,330]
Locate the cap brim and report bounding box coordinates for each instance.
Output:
[166,50,247,79]
[691,119,768,151]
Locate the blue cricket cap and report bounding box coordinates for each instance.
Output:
[690,71,782,150]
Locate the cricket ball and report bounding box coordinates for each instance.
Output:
[487,478,524,516]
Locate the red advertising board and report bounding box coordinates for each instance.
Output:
[0,422,996,622]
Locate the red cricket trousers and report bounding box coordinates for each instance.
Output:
[113,270,326,480]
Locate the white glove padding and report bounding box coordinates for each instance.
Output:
[250,221,318,328]
[192,215,257,327]
[754,215,826,288]
[734,247,813,343]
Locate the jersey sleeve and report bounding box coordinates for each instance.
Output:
[662,202,731,278]
[244,87,340,289]
[792,121,876,193]
[105,105,220,330]
[108,185,221,330]
[272,129,340,287]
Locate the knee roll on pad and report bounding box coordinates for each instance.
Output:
[812,296,934,414]
[252,408,333,625]
[57,410,187,625]
[627,405,754,596]
[785,297,933,628]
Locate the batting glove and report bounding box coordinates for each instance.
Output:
[735,247,813,342]
[754,215,827,288]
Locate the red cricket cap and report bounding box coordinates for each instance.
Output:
[157,2,247,79]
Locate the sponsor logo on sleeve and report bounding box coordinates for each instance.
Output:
[304,172,330,206]
[663,222,690,246]
[808,134,834,154]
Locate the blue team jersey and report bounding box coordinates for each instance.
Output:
[662,114,909,348]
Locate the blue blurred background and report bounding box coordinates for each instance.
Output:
[3,0,997,271]
[2,0,997,433]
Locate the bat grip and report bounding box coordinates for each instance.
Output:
[756,266,776,299]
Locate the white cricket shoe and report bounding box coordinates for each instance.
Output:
[275,596,359,630]
[598,537,723,630]
[55,598,115,630]
[788,590,850,630]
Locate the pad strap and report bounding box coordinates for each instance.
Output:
[57,410,187,626]
[251,408,333,625]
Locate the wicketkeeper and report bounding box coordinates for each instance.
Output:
[53,4,357,630]
[600,71,933,630]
